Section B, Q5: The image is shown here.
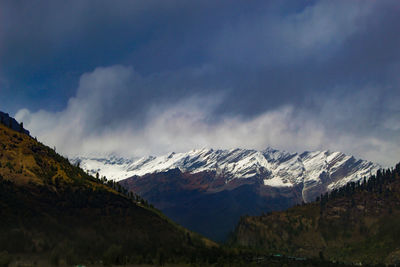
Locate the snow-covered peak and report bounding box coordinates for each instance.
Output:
[75,148,380,194]
[71,155,137,180]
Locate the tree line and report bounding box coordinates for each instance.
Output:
[318,162,400,207]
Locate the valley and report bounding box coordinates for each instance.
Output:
[2,1,399,265]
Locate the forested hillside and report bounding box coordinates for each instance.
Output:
[232,163,400,265]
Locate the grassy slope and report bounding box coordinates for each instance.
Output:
[232,166,400,265]
[0,124,216,265]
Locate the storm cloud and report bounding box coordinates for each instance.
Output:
[2,0,400,166]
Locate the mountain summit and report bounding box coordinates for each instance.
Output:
[0,111,29,135]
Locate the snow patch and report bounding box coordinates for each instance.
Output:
[264,177,293,187]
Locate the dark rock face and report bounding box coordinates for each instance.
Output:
[0,111,30,135]
[120,169,304,241]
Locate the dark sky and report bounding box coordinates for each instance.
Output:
[1,0,399,166]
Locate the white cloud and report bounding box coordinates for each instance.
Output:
[14,65,400,168]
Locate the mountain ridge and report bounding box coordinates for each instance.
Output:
[0,111,30,135]
[76,147,379,202]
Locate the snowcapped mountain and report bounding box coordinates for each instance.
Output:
[75,147,380,241]
[72,156,137,181]
[75,147,379,193]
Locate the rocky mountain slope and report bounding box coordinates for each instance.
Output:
[78,148,379,241]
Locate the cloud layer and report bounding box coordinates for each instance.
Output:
[1,0,399,167]
[16,65,400,167]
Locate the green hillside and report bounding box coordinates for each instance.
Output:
[231,163,400,265]
[0,123,219,266]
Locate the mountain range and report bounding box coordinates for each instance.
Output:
[0,110,350,266]
[2,110,399,266]
[76,148,379,241]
